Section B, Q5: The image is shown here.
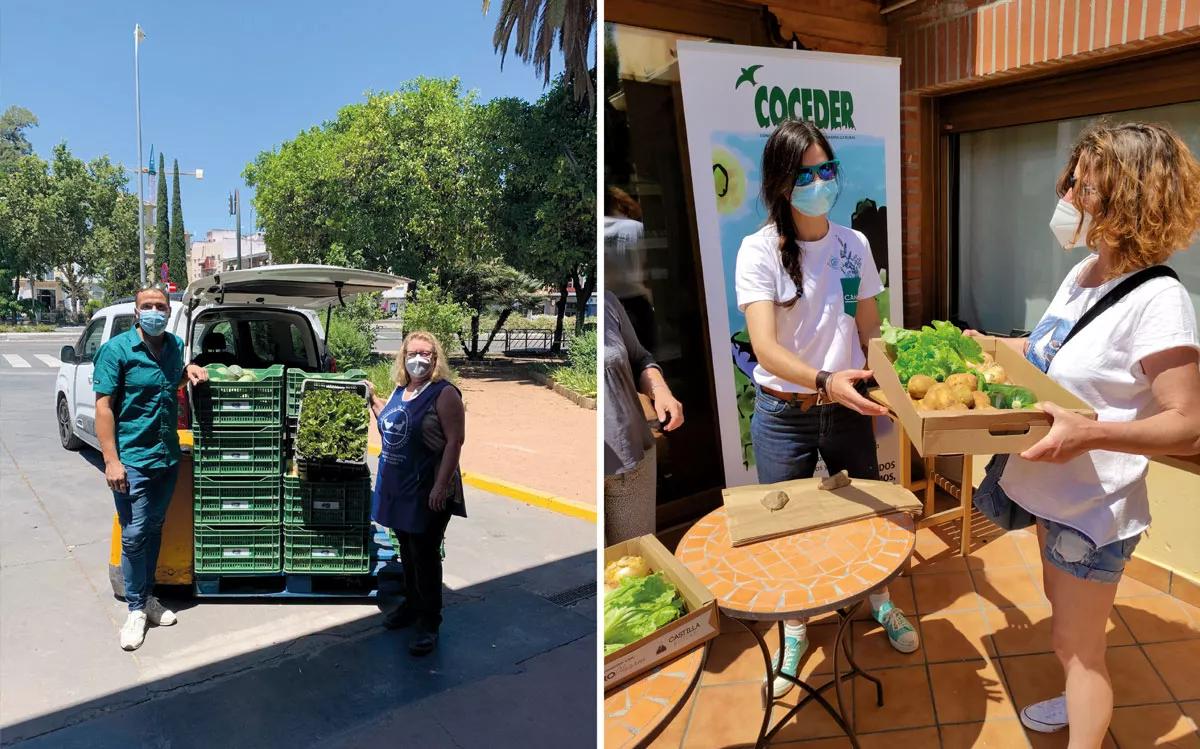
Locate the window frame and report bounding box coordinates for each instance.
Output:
[77,317,107,363]
[932,45,1200,324]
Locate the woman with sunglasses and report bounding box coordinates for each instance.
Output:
[367,331,466,657]
[734,119,919,699]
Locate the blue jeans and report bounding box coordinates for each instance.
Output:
[113,463,179,611]
[750,388,879,484]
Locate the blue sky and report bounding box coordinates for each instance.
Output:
[2,1,566,237]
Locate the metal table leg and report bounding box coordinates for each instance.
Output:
[733,601,886,748]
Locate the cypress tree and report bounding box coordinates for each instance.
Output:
[153,152,169,284]
[169,159,187,286]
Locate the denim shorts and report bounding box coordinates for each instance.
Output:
[974,454,1140,584]
[1038,517,1141,584]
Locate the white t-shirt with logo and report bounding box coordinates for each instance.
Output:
[734,222,883,393]
[1000,256,1200,547]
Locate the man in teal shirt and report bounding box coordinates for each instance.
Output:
[94,285,208,651]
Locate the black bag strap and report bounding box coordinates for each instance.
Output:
[1060,265,1179,348]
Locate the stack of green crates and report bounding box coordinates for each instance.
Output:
[282,462,373,575]
[192,364,285,574]
[284,373,373,575]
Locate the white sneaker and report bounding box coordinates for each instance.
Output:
[145,597,177,626]
[120,611,148,651]
[765,635,808,699]
[1020,694,1068,733]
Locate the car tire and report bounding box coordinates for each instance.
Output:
[57,395,84,451]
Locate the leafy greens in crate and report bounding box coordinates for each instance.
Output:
[296,387,368,462]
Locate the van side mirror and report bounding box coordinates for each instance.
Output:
[60,345,76,364]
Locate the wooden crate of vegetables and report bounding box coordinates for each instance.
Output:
[603,535,719,692]
[868,321,1093,458]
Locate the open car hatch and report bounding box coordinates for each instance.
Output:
[182,264,407,309]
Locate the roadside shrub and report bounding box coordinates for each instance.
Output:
[550,327,597,398]
[83,300,104,318]
[327,315,372,371]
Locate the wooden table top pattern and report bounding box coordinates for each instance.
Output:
[604,645,706,749]
[675,508,916,619]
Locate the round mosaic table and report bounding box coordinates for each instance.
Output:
[675,508,917,749]
[603,644,708,749]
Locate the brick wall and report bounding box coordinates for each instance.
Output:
[882,0,1200,324]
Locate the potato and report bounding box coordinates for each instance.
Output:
[922,384,956,410]
[981,352,996,367]
[907,374,936,400]
[949,384,975,407]
[945,373,978,392]
[972,391,993,410]
[947,403,969,411]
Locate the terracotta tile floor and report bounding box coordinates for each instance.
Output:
[650,515,1200,748]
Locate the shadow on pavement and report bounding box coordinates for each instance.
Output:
[2,552,597,749]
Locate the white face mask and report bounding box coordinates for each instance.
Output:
[405,354,433,379]
[1049,198,1094,250]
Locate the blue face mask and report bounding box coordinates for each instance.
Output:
[138,309,168,336]
[791,178,839,217]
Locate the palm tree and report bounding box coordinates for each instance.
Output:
[483,0,595,112]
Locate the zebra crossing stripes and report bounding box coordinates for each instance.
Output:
[35,354,63,367]
[3,354,31,368]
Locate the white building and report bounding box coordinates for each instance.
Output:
[190,230,270,278]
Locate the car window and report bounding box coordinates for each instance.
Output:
[249,321,275,362]
[111,315,135,338]
[194,320,235,353]
[190,314,315,367]
[78,318,107,362]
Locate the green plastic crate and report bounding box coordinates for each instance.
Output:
[194,364,284,428]
[285,368,367,424]
[193,426,283,477]
[283,525,371,574]
[282,474,371,526]
[194,475,282,525]
[194,525,281,573]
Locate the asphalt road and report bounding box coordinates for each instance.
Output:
[0,335,597,748]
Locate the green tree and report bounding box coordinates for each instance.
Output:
[0,106,38,171]
[0,139,140,311]
[248,78,496,279]
[488,74,596,349]
[403,284,470,353]
[0,154,54,310]
[437,256,542,359]
[482,0,596,111]
[154,152,168,281]
[169,159,187,287]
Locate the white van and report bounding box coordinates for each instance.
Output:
[52,265,405,597]
[56,265,401,451]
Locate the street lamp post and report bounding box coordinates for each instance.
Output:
[134,24,147,285]
[229,189,242,270]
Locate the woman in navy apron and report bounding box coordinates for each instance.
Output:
[368,331,465,656]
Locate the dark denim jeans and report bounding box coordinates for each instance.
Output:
[112,462,180,612]
[750,387,879,484]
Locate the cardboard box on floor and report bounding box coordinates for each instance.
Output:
[603,535,720,692]
[868,336,1094,458]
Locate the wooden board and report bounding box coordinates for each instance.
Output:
[723,477,923,547]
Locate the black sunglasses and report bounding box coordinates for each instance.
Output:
[795,160,839,188]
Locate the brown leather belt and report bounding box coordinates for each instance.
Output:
[759,385,823,411]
